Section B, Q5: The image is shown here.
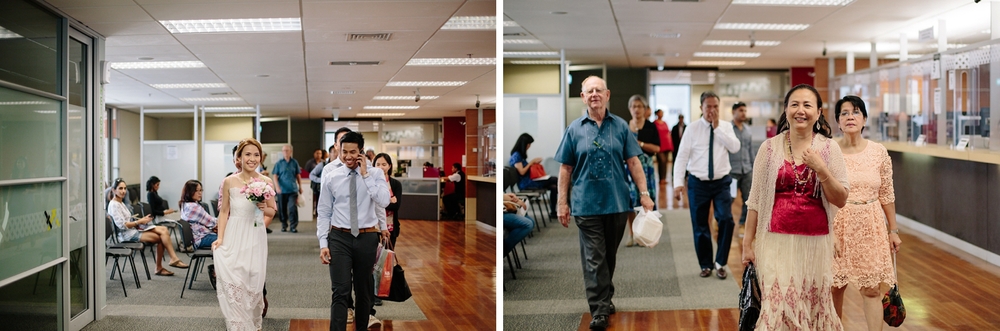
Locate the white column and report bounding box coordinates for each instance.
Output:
[937,19,947,53]
[991,3,1000,150]
[899,33,908,61]
[870,41,877,69]
[847,51,855,73]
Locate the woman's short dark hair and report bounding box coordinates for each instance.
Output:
[374,153,393,175]
[179,179,202,209]
[146,176,160,191]
[776,84,833,138]
[834,95,868,125]
[453,163,462,170]
[511,133,534,159]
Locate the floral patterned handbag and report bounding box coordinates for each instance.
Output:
[883,253,905,327]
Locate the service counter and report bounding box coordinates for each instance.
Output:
[877,141,1000,257]
[469,176,496,227]
[396,177,440,221]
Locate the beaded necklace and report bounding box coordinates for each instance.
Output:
[786,132,821,198]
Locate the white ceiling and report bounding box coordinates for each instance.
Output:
[46,0,496,119]
[503,0,994,69]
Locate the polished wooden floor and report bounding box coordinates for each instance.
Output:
[573,161,1000,330]
[288,220,496,331]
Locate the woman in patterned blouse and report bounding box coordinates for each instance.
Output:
[179,179,218,249]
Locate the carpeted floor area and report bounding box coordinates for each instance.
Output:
[86,220,425,331]
[502,209,740,331]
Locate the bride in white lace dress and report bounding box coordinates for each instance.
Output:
[213,138,276,331]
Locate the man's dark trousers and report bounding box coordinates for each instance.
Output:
[687,174,735,270]
[327,230,378,331]
[278,193,299,231]
[576,213,627,318]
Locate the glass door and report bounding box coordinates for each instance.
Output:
[67,28,95,331]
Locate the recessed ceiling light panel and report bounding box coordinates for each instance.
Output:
[732,0,854,5]
[0,101,48,105]
[202,106,255,111]
[688,61,747,66]
[509,60,562,65]
[357,113,406,117]
[441,16,496,30]
[363,106,420,110]
[503,51,559,57]
[503,21,519,27]
[503,39,543,44]
[406,58,496,66]
[0,26,23,39]
[693,52,760,58]
[212,113,258,117]
[181,97,242,102]
[373,96,439,100]
[160,18,301,34]
[386,81,467,87]
[330,90,356,94]
[715,23,809,30]
[110,61,206,69]
[650,33,681,38]
[703,40,781,46]
[151,83,227,89]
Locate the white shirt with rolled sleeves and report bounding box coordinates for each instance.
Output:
[673,117,741,185]
[315,163,390,249]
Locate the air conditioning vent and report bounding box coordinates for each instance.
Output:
[671,0,700,2]
[347,33,391,41]
[210,92,233,96]
[640,0,665,1]
[330,61,382,66]
[504,32,527,37]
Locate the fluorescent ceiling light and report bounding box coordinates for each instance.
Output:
[151,83,227,89]
[650,33,681,39]
[212,113,258,117]
[406,58,496,66]
[110,61,206,69]
[703,40,781,46]
[33,110,57,114]
[373,96,439,100]
[441,16,495,30]
[363,106,420,110]
[0,101,48,105]
[731,0,854,6]
[180,97,242,102]
[503,39,542,44]
[885,54,926,59]
[386,81,467,87]
[0,26,23,39]
[202,106,255,111]
[357,113,406,117]
[693,52,760,58]
[160,18,301,34]
[509,60,562,65]
[687,61,746,66]
[715,23,809,31]
[925,43,967,49]
[330,90,356,95]
[503,21,519,27]
[503,51,559,57]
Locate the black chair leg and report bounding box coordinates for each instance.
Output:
[505,253,516,279]
[181,263,192,298]
[520,239,528,260]
[110,256,127,297]
[129,255,140,289]
[136,248,151,280]
[511,246,522,269]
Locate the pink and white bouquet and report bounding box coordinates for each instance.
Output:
[241,177,275,203]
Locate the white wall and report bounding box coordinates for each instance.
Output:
[503,94,564,168]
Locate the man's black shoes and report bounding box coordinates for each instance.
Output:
[589,315,608,330]
[609,303,616,314]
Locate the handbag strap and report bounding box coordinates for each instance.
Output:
[892,251,898,285]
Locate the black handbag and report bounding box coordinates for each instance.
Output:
[739,262,762,331]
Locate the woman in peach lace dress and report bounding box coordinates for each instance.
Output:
[742,84,849,330]
[831,96,902,330]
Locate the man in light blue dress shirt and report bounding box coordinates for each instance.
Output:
[316,132,390,331]
[555,76,654,331]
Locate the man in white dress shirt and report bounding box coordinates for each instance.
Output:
[672,91,741,280]
[316,132,390,331]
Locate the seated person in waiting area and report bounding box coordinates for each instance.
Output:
[179,179,218,249]
[108,178,189,276]
[503,193,534,257]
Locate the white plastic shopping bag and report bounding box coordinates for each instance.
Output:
[632,207,663,248]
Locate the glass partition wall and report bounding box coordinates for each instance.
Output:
[0,1,104,330]
[831,39,999,149]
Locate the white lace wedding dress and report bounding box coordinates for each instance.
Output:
[214,187,268,331]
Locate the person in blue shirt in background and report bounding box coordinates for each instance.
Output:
[271,144,301,233]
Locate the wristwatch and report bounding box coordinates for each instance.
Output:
[639,191,650,197]
[888,229,899,234]
[640,141,645,148]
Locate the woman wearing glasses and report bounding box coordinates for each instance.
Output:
[108,178,189,276]
[831,95,902,330]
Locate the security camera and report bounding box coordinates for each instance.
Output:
[414,88,420,102]
[822,41,827,56]
[476,100,480,108]
[750,39,756,48]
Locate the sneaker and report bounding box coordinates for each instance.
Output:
[368,315,382,329]
[347,308,354,324]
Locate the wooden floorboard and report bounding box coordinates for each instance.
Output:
[565,161,1000,330]
[289,219,496,331]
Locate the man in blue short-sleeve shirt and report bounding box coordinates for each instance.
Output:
[554,76,654,331]
[272,144,302,233]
